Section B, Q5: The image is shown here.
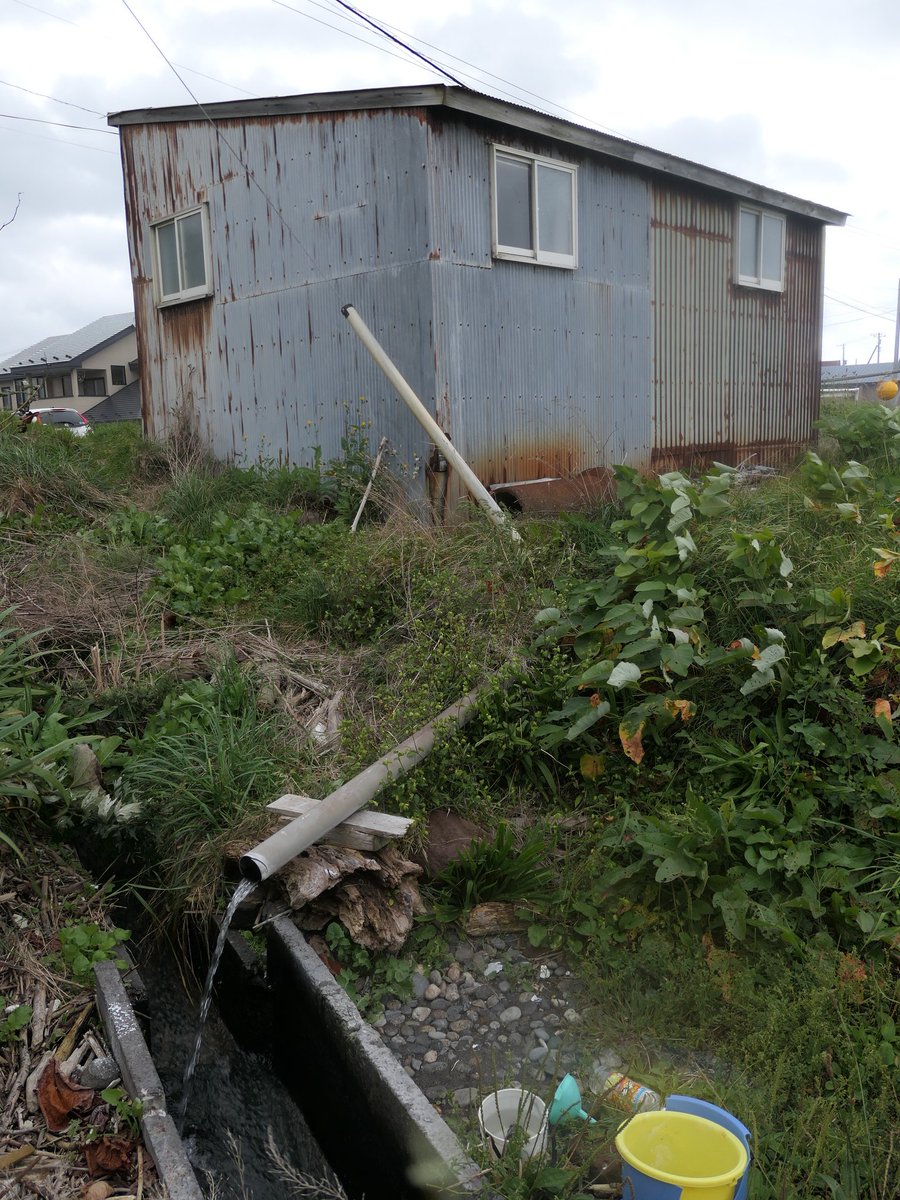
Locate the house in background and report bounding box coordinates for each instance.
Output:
[0,313,140,421]
[820,362,900,407]
[108,86,846,513]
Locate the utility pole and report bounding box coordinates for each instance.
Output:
[894,278,900,367]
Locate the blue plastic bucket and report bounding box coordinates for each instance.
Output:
[616,1111,749,1200]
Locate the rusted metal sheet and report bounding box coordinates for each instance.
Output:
[650,184,823,470]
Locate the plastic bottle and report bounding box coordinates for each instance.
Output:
[602,1071,661,1113]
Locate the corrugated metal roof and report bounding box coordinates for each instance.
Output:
[108,85,848,228]
[0,313,135,373]
[821,362,899,384]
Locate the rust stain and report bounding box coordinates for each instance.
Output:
[428,249,441,260]
[490,467,617,514]
[159,299,211,357]
[651,440,807,472]
[650,218,729,243]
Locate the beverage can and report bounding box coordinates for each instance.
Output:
[603,1072,661,1113]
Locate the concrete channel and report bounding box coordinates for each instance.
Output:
[94,915,484,1199]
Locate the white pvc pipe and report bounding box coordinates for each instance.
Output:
[240,689,480,882]
[341,304,521,541]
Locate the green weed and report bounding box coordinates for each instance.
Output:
[57,921,130,985]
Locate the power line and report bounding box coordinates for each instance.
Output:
[823,292,894,321]
[0,79,106,118]
[118,0,316,271]
[170,63,257,100]
[269,0,439,77]
[314,0,633,138]
[0,112,117,134]
[0,120,118,155]
[11,0,78,25]
[328,0,463,85]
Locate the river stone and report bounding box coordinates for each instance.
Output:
[444,983,460,1002]
[411,1006,431,1023]
[446,964,462,983]
[452,1087,478,1107]
[423,1050,438,1064]
[78,1057,120,1090]
[499,1006,521,1024]
[424,983,441,1001]
[412,972,428,1000]
[455,943,473,963]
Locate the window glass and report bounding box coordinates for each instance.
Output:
[739,209,759,278]
[157,221,180,297]
[537,164,573,256]
[110,365,127,386]
[45,410,80,426]
[179,212,206,291]
[761,214,784,282]
[496,155,533,250]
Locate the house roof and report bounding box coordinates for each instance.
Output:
[0,313,135,376]
[821,363,900,385]
[84,380,141,423]
[108,84,848,227]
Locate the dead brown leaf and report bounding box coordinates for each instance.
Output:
[37,1059,96,1132]
[619,721,645,765]
[83,1135,133,1178]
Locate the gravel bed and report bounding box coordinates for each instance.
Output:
[368,927,592,1115]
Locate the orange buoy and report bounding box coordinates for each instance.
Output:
[875,380,898,400]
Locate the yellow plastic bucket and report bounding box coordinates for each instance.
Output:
[616,1111,749,1200]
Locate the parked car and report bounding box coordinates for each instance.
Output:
[28,407,91,436]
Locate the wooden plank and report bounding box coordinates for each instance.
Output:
[265,794,413,851]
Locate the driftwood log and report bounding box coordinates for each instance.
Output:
[276,845,425,953]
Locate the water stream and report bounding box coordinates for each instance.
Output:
[178,878,255,1130]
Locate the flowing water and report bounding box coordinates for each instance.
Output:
[178,878,255,1130]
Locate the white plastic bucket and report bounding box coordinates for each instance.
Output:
[477,1088,548,1160]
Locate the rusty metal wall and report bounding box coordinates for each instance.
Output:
[651,184,823,469]
[424,116,653,504]
[119,109,438,487]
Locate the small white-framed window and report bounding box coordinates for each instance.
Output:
[492,147,577,268]
[152,205,212,305]
[737,206,785,292]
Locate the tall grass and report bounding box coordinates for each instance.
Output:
[117,659,293,916]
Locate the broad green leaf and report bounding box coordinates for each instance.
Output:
[607,662,642,689]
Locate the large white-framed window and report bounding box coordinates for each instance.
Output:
[152,205,212,305]
[492,146,577,268]
[737,206,785,292]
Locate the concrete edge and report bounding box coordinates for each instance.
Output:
[268,916,484,1197]
[94,960,204,1200]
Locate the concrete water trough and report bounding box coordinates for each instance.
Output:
[93,915,483,1199]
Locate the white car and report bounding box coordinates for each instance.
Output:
[28,407,92,436]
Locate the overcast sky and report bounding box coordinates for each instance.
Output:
[2,0,897,366]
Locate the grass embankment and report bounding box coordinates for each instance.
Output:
[0,404,898,1198]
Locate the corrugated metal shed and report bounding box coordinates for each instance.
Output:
[109,85,847,510]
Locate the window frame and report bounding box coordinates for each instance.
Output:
[151,204,213,307]
[491,146,578,269]
[110,365,127,387]
[736,205,786,293]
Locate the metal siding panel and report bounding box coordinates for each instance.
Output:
[119,112,435,481]
[426,121,652,497]
[651,185,823,468]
